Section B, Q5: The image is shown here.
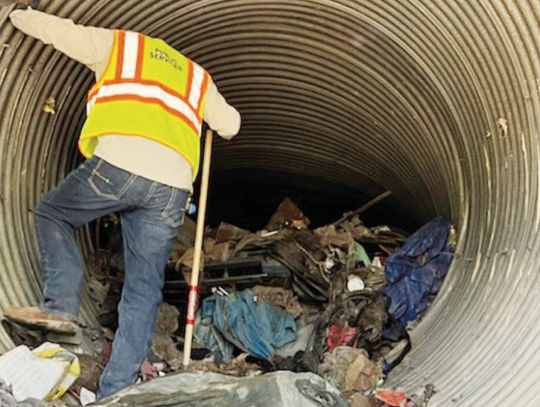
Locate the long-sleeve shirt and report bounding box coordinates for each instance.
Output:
[9,8,241,192]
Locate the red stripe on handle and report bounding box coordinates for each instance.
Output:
[186,285,199,322]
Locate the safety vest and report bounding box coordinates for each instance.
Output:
[79,30,211,180]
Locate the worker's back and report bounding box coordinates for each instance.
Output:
[80,30,211,180]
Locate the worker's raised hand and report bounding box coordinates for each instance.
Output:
[1,0,40,9]
[15,0,40,9]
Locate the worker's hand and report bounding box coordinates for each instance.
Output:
[13,0,39,9]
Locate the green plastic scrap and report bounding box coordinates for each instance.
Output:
[355,243,371,268]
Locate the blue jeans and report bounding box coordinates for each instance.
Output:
[34,156,189,399]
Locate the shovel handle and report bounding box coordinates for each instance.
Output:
[182,129,214,367]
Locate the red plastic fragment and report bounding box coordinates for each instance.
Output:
[326,325,359,352]
[375,389,409,406]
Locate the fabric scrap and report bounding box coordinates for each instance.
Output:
[195,290,297,362]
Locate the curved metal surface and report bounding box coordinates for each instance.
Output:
[0,1,539,405]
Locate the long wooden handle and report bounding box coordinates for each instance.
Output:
[182,129,214,367]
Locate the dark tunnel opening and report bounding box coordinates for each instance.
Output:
[206,169,418,232]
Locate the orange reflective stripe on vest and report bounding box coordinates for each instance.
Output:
[79,30,211,180]
[87,81,202,134]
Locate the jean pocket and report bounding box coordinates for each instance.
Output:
[161,188,189,228]
[87,159,136,201]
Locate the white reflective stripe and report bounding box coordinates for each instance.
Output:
[121,32,139,79]
[88,83,202,132]
[188,63,205,109]
[87,95,97,115]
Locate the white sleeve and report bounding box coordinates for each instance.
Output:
[203,81,241,140]
[9,8,114,71]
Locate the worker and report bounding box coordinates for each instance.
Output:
[3,0,241,399]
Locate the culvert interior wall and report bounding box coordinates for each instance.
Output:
[0,1,539,406]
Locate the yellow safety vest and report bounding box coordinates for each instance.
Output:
[79,30,211,180]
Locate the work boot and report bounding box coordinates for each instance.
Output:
[3,307,78,335]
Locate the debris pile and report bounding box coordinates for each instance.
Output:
[168,197,456,405]
[0,196,455,406]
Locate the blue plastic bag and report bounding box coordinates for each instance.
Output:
[384,218,454,325]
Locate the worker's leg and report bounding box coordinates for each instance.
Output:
[97,185,188,399]
[35,156,139,319]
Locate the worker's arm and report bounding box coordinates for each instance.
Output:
[203,82,241,140]
[9,8,113,72]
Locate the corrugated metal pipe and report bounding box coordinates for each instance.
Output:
[0,1,539,405]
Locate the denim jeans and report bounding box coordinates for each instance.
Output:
[34,156,189,399]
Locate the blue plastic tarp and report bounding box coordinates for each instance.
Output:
[194,290,297,362]
[384,218,455,326]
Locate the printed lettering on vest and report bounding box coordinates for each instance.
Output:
[150,47,184,72]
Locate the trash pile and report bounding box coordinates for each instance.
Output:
[0,196,456,406]
[171,197,456,406]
